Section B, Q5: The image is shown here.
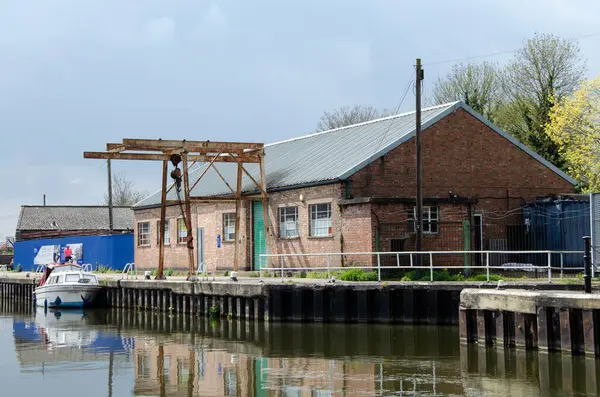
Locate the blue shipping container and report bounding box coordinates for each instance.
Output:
[522,199,590,267]
[14,234,133,271]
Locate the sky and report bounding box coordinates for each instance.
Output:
[1,0,599,238]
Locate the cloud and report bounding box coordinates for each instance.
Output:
[191,3,228,40]
[144,16,175,43]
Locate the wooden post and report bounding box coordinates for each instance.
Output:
[182,154,196,280]
[259,152,269,271]
[234,164,243,271]
[157,160,168,280]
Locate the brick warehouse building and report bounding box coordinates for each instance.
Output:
[132,101,575,271]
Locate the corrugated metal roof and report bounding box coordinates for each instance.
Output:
[16,206,134,231]
[134,101,576,208]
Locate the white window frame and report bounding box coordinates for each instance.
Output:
[223,213,236,242]
[409,206,439,234]
[310,203,332,237]
[137,222,150,246]
[279,207,299,239]
[157,219,171,246]
[177,218,187,244]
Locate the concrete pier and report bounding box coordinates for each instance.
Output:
[459,289,600,356]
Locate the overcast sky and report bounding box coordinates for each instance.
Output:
[0,0,599,238]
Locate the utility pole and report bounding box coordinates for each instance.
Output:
[415,58,424,272]
[107,159,114,234]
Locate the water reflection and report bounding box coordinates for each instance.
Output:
[3,306,600,396]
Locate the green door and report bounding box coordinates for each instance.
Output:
[253,201,266,270]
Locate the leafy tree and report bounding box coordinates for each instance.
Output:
[500,32,586,168]
[315,105,390,132]
[431,61,501,121]
[104,173,147,207]
[545,75,600,192]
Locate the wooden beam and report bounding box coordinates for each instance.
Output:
[188,154,221,193]
[227,152,267,197]
[259,152,270,271]
[106,143,126,152]
[83,151,261,163]
[211,163,237,196]
[182,154,196,281]
[157,160,168,280]
[121,138,263,151]
[234,164,243,272]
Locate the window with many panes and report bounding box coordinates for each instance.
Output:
[177,218,187,244]
[223,213,235,242]
[157,220,170,245]
[310,203,332,237]
[408,206,439,234]
[137,222,150,246]
[279,207,299,238]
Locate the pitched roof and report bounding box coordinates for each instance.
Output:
[16,206,133,231]
[134,101,576,209]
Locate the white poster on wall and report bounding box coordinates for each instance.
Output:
[34,245,60,265]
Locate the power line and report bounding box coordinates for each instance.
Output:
[373,76,414,154]
[424,30,600,67]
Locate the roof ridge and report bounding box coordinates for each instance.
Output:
[266,101,460,147]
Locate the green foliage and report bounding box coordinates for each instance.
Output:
[209,305,220,320]
[97,265,112,273]
[165,269,174,277]
[16,264,22,273]
[306,271,329,279]
[339,269,378,282]
[223,270,229,277]
[298,271,307,279]
[400,269,504,282]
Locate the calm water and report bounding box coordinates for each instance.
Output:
[0,305,599,397]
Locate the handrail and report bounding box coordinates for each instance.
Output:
[260,250,586,283]
[122,263,137,279]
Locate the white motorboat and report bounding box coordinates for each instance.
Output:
[34,263,103,309]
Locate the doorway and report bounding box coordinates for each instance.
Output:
[252,201,266,270]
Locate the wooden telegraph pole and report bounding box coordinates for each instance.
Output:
[415,58,424,274]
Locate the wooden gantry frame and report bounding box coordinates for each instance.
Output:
[84,138,269,280]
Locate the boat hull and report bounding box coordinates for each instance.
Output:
[34,285,103,308]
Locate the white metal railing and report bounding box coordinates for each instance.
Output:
[259,250,586,282]
[0,265,7,277]
[35,264,45,273]
[82,264,92,272]
[122,263,137,279]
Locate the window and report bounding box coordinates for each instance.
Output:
[310,203,332,237]
[223,213,235,242]
[137,353,151,378]
[65,274,79,283]
[390,238,405,252]
[279,207,299,238]
[408,206,439,234]
[137,222,150,246]
[157,220,170,245]
[177,218,187,244]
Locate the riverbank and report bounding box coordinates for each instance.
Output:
[2,273,598,324]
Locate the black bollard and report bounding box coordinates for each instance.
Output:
[583,236,592,293]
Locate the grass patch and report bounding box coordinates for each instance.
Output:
[339,269,379,282]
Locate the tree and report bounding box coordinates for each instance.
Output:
[431,61,501,121]
[5,236,14,249]
[500,32,586,168]
[315,105,390,132]
[104,173,147,206]
[545,75,600,192]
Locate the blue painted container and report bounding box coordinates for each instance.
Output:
[522,199,590,268]
[13,234,133,272]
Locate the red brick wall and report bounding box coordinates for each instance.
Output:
[339,203,373,266]
[347,108,574,260]
[134,184,343,271]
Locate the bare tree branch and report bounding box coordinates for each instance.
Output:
[104,173,148,207]
[431,61,501,121]
[315,105,390,132]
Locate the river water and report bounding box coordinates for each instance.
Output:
[0,306,598,397]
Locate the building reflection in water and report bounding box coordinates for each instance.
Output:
[6,306,600,396]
